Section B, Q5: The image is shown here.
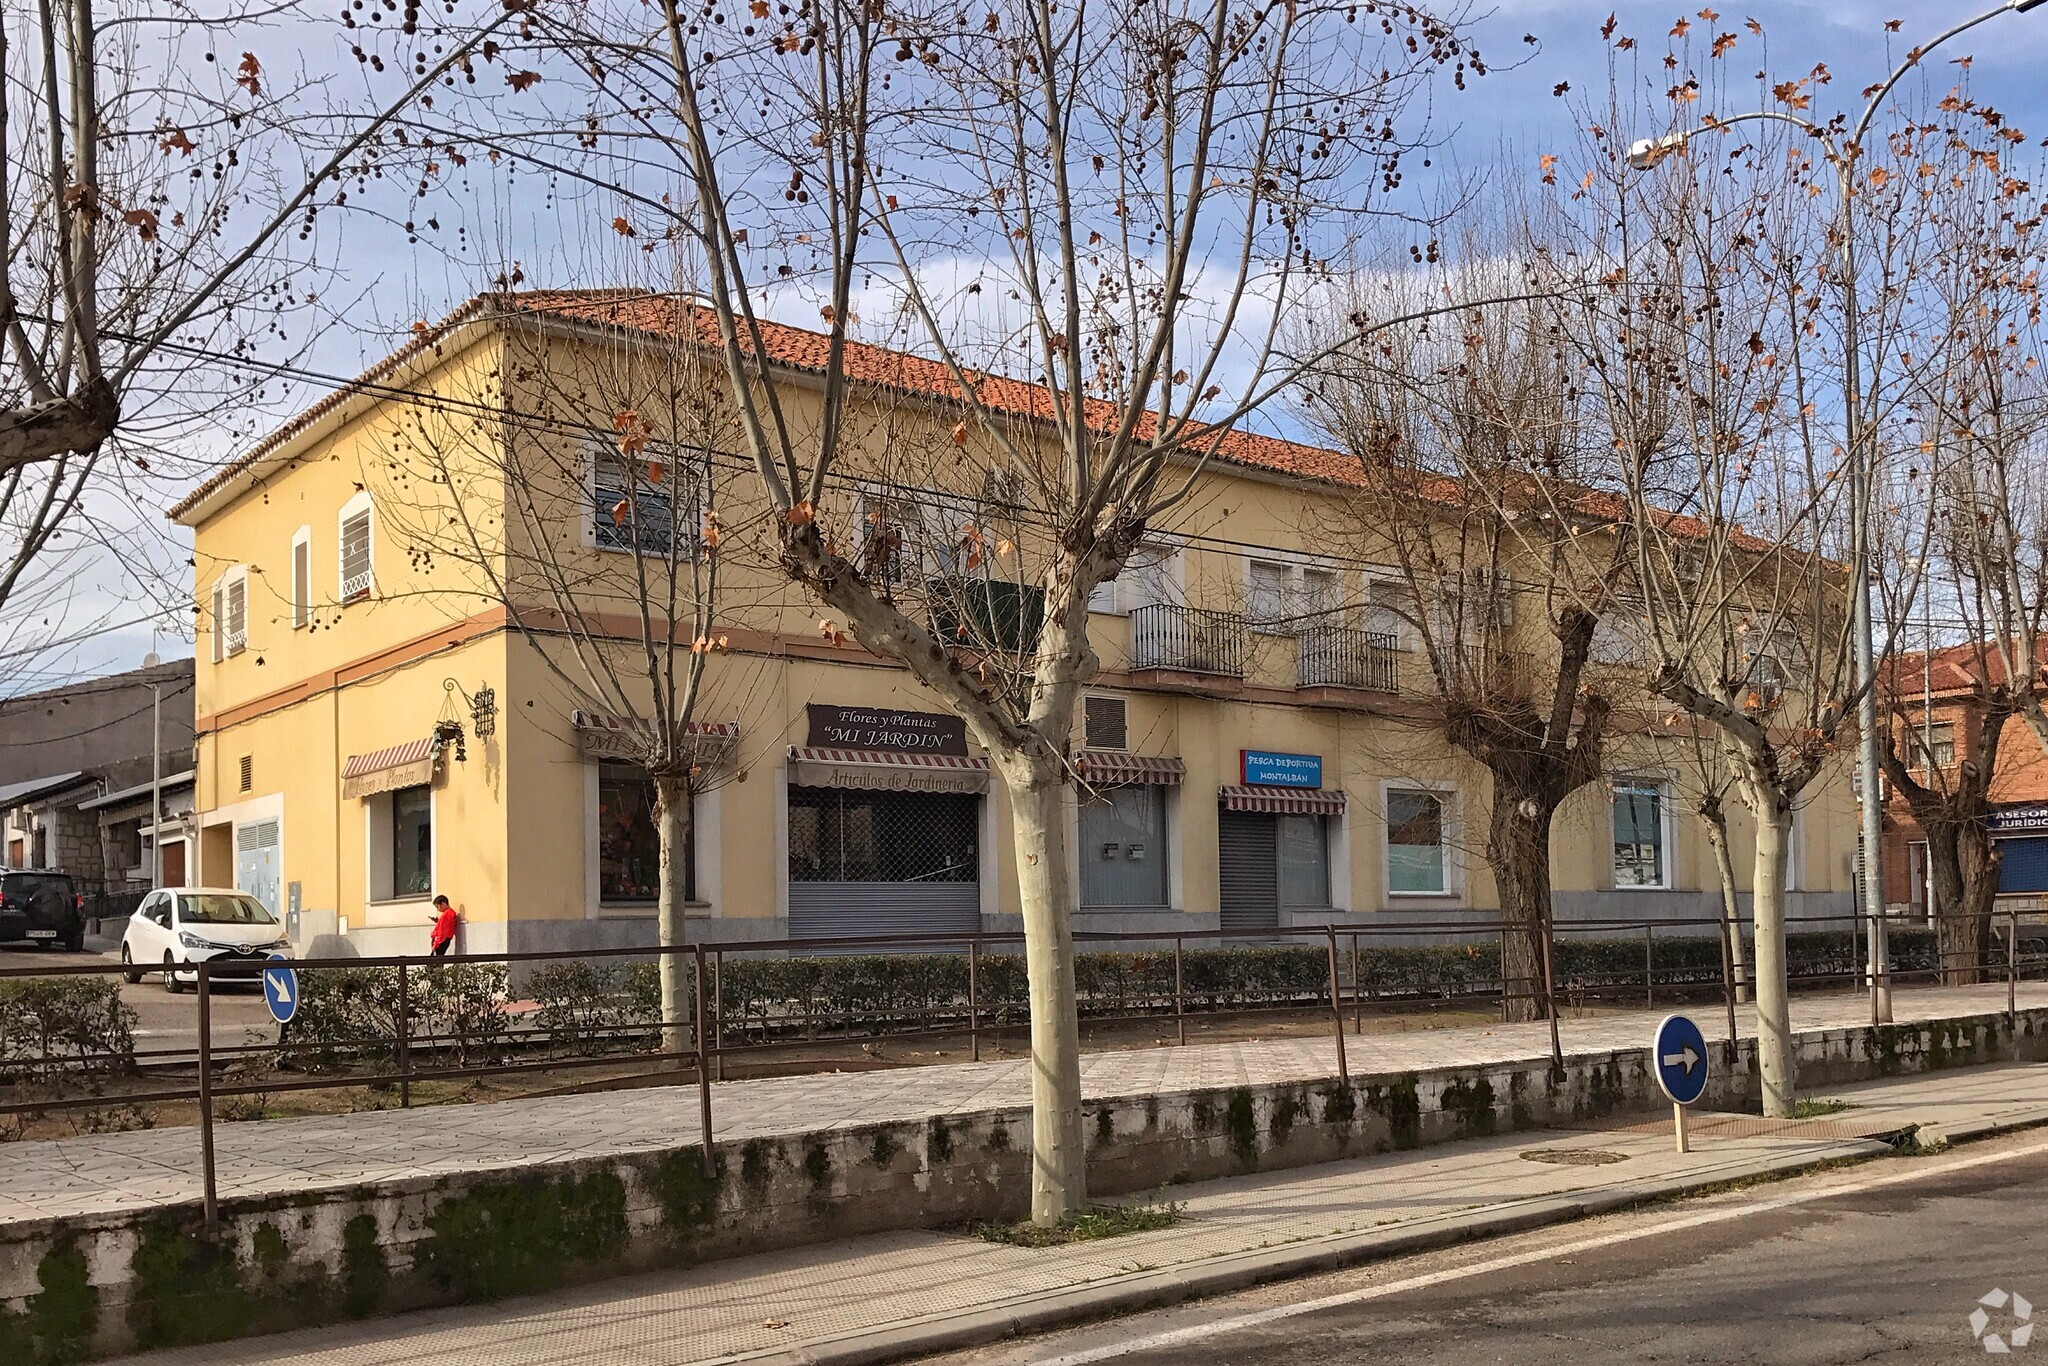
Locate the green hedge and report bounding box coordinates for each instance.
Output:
[0,978,136,1082]
[282,963,509,1073]
[283,925,2029,1068]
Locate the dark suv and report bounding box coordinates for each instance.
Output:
[0,871,85,951]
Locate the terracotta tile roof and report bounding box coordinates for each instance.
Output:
[166,287,1758,553]
[1883,636,2048,700]
[494,289,1370,484]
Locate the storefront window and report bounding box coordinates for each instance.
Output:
[1386,789,1446,893]
[1277,813,1329,907]
[599,763,689,902]
[391,785,432,898]
[788,788,978,882]
[1612,779,1668,888]
[1080,786,1169,907]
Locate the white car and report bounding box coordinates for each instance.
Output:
[121,887,292,992]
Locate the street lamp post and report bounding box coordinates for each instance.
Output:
[1627,0,2044,1029]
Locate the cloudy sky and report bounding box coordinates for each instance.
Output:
[16,0,2048,692]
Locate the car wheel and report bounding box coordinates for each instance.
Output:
[162,953,185,994]
[65,928,84,953]
[121,945,142,985]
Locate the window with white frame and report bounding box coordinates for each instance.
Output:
[1912,720,1957,770]
[591,441,711,557]
[1590,614,1645,666]
[1385,788,1449,894]
[1248,559,1345,634]
[291,527,312,630]
[338,492,374,603]
[853,484,976,586]
[211,569,248,659]
[367,783,433,901]
[1611,777,1670,888]
[1089,542,1178,614]
[1366,578,1419,648]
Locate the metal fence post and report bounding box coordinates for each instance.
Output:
[197,960,218,1237]
[968,940,980,1063]
[712,949,725,1082]
[1325,927,1349,1084]
[1173,935,1186,1047]
[397,959,411,1109]
[1716,903,1739,1044]
[694,944,714,1176]
[1644,923,1654,1009]
[2010,910,2020,1033]
[1351,932,1362,1034]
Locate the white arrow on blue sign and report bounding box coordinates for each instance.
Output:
[261,955,300,1025]
[1653,1012,1709,1106]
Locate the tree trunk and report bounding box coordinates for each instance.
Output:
[1701,812,1751,1004]
[653,771,693,1057]
[1749,802,1795,1117]
[1003,765,1087,1225]
[1486,789,1554,1024]
[1928,817,1997,986]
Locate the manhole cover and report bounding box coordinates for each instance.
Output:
[1520,1148,1629,1166]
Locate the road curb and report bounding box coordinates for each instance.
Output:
[736,1138,1895,1366]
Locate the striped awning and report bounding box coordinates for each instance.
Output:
[789,745,990,795]
[573,710,741,767]
[1074,750,1185,787]
[1219,784,1347,816]
[342,737,438,799]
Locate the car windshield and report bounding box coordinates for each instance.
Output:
[178,894,277,926]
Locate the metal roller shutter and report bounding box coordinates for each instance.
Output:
[1218,809,1279,933]
[787,786,981,947]
[788,883,980,944]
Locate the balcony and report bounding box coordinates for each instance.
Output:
[1129,603,1247,678]
[1299,624,1400,694]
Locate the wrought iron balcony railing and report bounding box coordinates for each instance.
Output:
[1129,603,1248,677]
[1298,624,1400,693]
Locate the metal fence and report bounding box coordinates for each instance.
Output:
[1298,625,1401,693]
[0,908,2039,1236]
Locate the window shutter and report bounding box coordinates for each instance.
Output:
[211,583,226,663]
[292,537,311,628]
[225,577,247,654]
[1084,695,1128,750]
[340,509,373,601]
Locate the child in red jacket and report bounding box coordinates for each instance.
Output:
[428,895,459,957]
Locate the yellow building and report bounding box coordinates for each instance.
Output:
[168,291,1858,957]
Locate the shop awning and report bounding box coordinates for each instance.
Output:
[1219,784,1347,816]
[789,745,990,794]
[573,710,741,767]
[1074,750,1185,786]
[342,738,439,799]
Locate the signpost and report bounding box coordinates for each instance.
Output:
[261,955,300,1027]
[1653,1012,1709,1153]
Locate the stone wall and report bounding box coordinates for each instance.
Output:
[2,1007,2041,1361]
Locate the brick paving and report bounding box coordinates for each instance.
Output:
[1,981,2033,1227]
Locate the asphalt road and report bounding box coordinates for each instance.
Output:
[944,1128,2048,1366]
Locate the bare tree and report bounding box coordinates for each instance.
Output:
[376,294,771,1049]
[0,0,514,620]
[482,0,1487,1221]
[1301,276,1623,1034]
[1872,96,2048,983]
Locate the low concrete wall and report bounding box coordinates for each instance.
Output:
[3,1006,2041,1360]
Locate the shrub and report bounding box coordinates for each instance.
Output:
[286,962,510,1072]
[0,978,136,1082]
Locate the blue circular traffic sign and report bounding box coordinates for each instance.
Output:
[261,955,300,1025]
[1653,1013,1709,1106]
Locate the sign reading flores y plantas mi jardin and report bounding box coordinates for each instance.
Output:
[807,704,969,755]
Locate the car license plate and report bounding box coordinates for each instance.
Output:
[25,930,56,939]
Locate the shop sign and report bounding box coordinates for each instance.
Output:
[1241,749,1323,789]
[807,704,969,755]
[1989,805,2048,832]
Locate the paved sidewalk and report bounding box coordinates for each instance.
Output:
[107,1059,2048,1365]
[2,981,2033,1227]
